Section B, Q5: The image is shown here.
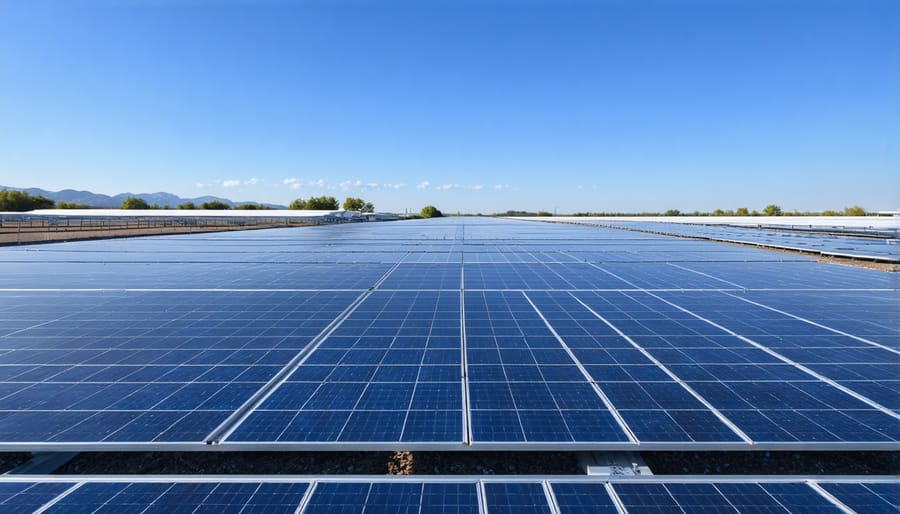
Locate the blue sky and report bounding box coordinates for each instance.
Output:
[1,0,897,213]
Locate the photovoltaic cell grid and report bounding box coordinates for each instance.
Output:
[228,290,463,443]
[0,290,359,443]
[0,478,894,513]
[0,217,897,449]
[565,219,900,262]
[464,291,628,443]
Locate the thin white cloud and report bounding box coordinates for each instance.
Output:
[222,179,240,187]
[416,181,430,189]
[312,179,325,188]
[195,183,205,189]
[468,185,483,191]
[494,184,509,190]
[365,182,380,189]
[339,180,353,191]
[283,178,303,190]
[244,178,260,186]
[436,184,460,190]
[385,183,404,189]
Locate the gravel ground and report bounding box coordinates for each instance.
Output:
[44,451,897,476]
[0,223,312,246]
[642,451,900,475]
[0,453,31,473]
[53,451,582,475]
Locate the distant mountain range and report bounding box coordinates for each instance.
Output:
[1,185,286,209]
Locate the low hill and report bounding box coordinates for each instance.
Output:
[0,185,286,209]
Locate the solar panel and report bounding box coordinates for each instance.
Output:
[549,483,618,513]
[0,477,893,513]
[227,290,463,444]
[465,291,629,444]
[819,482,899,513]
[0,482,75,513]
[565,219,900,262]
[656,291,900,416]
[0,290,358,444]
[571,291,899,443]
[611,481,847,513]
[304,482,479,514]
[0,216,896,450]
[43,481,310,513]
[741,290,899,347]
[0,262,392,289]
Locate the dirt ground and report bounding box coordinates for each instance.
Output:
[813,253,899,272]
[0,223,311,246]
[0,453,31,473]
[642,451,900,475]
[51,451,582,475]
[32,450,896,476]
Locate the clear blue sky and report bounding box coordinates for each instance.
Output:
[1,0,897,213]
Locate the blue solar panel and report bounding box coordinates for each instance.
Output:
[565,290,900,443]
[596,263,741,289]
[379,264,462,289]
[758,483,845,512]
[0,290,357,443]
[0,482,75,514]
[0,262,393,289]
[0,478,891,513]
[550,483,618,513]
[677,261,898,289]
[229,290,463,443]
[465,291,629,443]
[820,482,899,513]
[562,220,898,261]
[1,216,896,449]
[303,482,478,514]
[658,291,900,416]
[611,481,850,514]
[483,482,552,514]
[613,479,856,514]
[43,481,310,513]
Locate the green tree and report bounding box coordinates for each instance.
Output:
[536,210,553,217]
[821,209,839,216]
[712,209,725,216]
[234,204,271,210]
[762,204,782,216]
[843,205,866,216]
[420,205,443,218]
[121,197,150,209]
[56,201,90,209]
[199,200,231,210]
[735,207,749,216]
[291,196,339,210]
[177,202,196,209]
[663,209,681,216]
[0,189,55,211]
[343,197,375,212]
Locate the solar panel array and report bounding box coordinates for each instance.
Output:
[0,477,894,513]
[0,217,897,450]
[552,219,900,262]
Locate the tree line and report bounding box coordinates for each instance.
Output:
[4,189,871,218]
[556,204,870,217]
[0,189,384,212]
